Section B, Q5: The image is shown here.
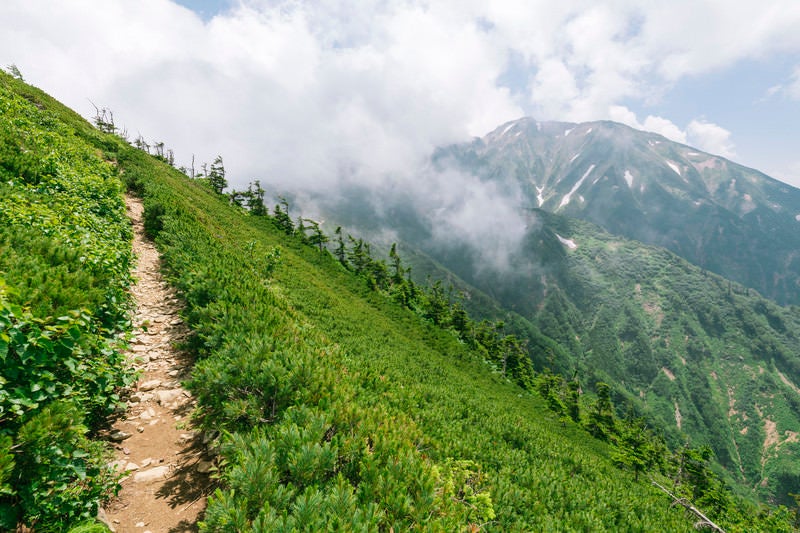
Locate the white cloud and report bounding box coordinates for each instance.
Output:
[642,116,687,144]
[609,106,735,157]
[687,120,736,158]
[607,106,686,144]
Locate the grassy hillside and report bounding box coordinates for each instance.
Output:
[1,71,795,531]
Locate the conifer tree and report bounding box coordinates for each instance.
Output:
[334,226,347,266]
[273,197,295,234]
[208,155,227,194]
[246,180,267,216]
[305,219,329,252]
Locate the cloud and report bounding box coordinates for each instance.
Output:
[609,106,735,157]
[686,119,736,158]
[608,105,686,144]
[642,116,687,144]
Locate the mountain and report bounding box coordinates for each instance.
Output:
[435,118,800,306]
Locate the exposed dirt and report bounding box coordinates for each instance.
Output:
[101,196,210,533]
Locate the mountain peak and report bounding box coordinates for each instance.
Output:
[441,116,800,305]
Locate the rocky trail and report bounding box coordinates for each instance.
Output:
[101,196,211,532]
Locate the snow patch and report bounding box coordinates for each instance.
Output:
[536,122,541,131]
[559,164,595,208]
[556,234,577,249]
[584,127,592,135]
[579,195,584,203]
[564,128,573,136]
[795,214,800,222]
[536,186,545,207]
[667,161,681,176]
[648,140,655,147]
[500,123,515,136]
[514,131,522,137]
[624,170,634,188]
[569,152,581,164]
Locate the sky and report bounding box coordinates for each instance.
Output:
[1,0,799,193]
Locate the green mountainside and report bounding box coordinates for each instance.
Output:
[436,118,800,306]
[0,72,797,530]
[404,206,800,503]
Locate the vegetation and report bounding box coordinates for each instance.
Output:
[0,72,134,530]
[2,69,799,531]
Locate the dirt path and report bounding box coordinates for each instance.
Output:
[102,196,209,532]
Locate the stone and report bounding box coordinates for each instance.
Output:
[136,426,144,433]
[138,379,161,391]
[133,465,170,483]
[125,462,140,471]
[109,430,131,442]
[156,388,186,406]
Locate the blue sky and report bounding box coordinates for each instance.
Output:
[1,0,799,188]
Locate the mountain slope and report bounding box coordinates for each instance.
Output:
[368,200,800,503]
[436,117,800,305]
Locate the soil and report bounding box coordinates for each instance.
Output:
[101,195,210,532]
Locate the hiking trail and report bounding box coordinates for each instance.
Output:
[101,195,210,532]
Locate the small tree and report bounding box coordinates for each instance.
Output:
[586,382,616,440]
[273,197,294,234]
[6,64,23,80]
[90,102,116,134]
[208,155,227,194]
[305,219,329,252]
[246,180,267,216]
[334,227,347,266]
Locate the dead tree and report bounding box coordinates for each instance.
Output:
[651,480,725,533]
